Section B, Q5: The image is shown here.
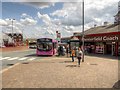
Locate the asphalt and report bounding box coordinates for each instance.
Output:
[1,49,44,69]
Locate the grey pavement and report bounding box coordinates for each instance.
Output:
[2,55,118,88]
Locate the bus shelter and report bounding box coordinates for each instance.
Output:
[68,36,82,56]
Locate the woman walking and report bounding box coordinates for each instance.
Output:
[76,48,83,66]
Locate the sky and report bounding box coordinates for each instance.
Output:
[0,0,119,39]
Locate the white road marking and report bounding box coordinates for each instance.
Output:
[0,57,11,60]
[18,57,28,60]
[28,58,36,61]
[7,57,19,60]
[1,63,20,73]
[0,56,36,61]
[3,49,34,54]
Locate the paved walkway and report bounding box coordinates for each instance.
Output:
[2,55,118,88]
[86,53,119,60]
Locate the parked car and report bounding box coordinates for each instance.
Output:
[29,42,37,49]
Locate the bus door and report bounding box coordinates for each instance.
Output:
[53,42,57,54]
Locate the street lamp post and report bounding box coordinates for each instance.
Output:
[22,29,24,45]
[82,0,85,62]
[9,19,15,45]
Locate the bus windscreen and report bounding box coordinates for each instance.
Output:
[37,42,52,51]
[37,38,52,42]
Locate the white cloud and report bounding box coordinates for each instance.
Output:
[37,12,51,25]
[21,13,32,19]
[0,19,8,26]
[21,13,37,26]
[51,0,119,29]
[3,0,55,9]
[63,25,75,31]
[7,25,19,30]
[21,18,36,25]
[21,13,28,17]
[20,17,37,26]
[0,19,23,34]
[15,22,23,27]
[51,2,82,26]
[3,0,83,2]
[51,2,78,16]
[2,0,119,38]
[51,10,68,17]
[24,2,55,9]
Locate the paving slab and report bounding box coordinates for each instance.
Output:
[2,56,118,88]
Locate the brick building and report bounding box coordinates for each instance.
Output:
[4,33,23,46]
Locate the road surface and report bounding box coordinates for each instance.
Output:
[1,49,43,69]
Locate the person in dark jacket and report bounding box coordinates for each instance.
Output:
[66,45,69,57]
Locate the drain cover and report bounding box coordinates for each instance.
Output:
[7,64,14,66]
[22,62,29,64]
[90,64,98,65]
[66,65,77,67]
[59,62,64,63]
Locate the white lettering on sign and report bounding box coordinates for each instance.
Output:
[94,37,102,41]
[103,36,118,41]
[84,36,119,41]
[84,38,94,41]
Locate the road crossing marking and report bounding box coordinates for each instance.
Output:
[7,57,19,60]
[18,57,28,60]
[28,58,36,61]
[0,57,36,61]
[0,57,11,60]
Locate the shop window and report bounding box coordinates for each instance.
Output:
[95,42,104,54]
[118,43,120,56]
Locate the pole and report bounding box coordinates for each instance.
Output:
[9,19,15,46]
[12,20,14,44]
[82,0,85,62]
[22,29,24,45]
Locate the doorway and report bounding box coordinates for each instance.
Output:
[106,44,112,54]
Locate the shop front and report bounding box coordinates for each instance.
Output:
[118,42,120,56]
[84,32,120,56]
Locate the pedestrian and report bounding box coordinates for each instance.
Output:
[59,45,63,56]
[75,47,78,57]
[76,48,83,66]
[84,46,88,55]
[66,45,69,57]
[58,46,60,56]
[71,48,75,62]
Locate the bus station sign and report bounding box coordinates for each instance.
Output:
[84,35,120,42]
